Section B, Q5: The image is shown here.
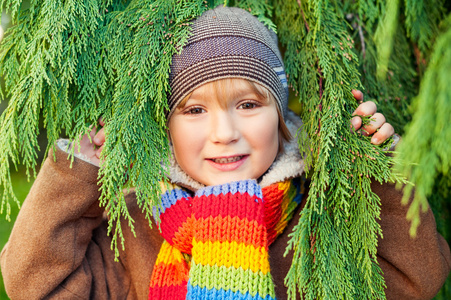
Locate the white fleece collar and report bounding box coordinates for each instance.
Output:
[166,110,305,191]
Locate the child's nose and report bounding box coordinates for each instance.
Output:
[210,112,240,144]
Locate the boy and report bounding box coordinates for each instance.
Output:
[2,6,450,300]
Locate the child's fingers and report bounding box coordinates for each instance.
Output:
[75,126,97,153]
[371,123,395,145]
[351,100,376,131]
[99,117,105,127]
[93,127,106,146]
[351,116,362,130]
[351,89,364,102]
[95,144,104,159]
[362,113,386,136]
[352,101,377,117]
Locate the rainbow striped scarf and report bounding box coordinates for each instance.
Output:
[149,178,304,299]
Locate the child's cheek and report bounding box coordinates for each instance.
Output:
[243,107,279,178]
[169,117,206,174]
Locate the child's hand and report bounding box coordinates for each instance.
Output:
[73,119,106,167]
[350,90,395,145]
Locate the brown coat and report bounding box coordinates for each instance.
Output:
[1,147,450,299]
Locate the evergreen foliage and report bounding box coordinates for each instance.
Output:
[0,0,211,255]
[273,1,399,298]
[363,0,417,134]
[0,0,450,299]
[395,14,451,237]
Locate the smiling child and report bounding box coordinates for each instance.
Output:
[169,79,282,186]
[1,5,450,300]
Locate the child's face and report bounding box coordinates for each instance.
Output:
[168,79,280,186]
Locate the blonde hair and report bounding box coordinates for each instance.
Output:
[176,78,291,154]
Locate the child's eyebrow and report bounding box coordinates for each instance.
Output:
[234,93,267,103]
[228,86,266,100]
[233,90,270,103]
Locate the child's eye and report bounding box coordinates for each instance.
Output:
[184,107,205,115]
[238,101,260,109]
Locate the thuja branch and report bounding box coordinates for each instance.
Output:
[275,0,402,299]
[395,16,451,237]
[356,16,366,59]
[0,0,211,259]
[297,0,310,32]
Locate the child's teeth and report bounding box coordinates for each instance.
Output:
[214,156,242,164]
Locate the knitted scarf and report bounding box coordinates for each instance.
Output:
[148,177,305,300]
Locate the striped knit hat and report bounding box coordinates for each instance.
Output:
[167,5,289,120]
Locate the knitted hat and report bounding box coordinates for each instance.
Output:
[167,6,289,121]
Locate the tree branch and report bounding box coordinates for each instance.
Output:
[297,0,310,32]
[357,18,366,59]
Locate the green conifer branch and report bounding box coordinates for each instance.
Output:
[404,0,445,53]
[234,0,276,32]
[395,14,451,236]
[374,0,399,79]
[0,0,110,218]
[95,0,210,257]
[275,0,402,299]
[0,0,210,258]
[351,1,417,134]
[0,0,22,22]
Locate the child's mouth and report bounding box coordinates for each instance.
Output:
[211,155,244,164]
[206,155,248,171]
